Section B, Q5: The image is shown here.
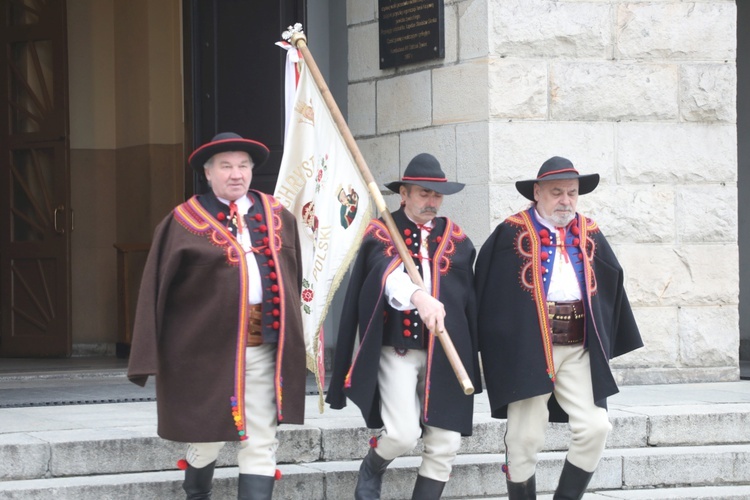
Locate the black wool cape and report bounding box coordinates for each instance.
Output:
[475,209,643,422]
[326,208,482,435]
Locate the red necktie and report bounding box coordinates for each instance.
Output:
[229,201,243,234]
[416,224,432,259]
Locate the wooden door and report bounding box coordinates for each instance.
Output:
[0,0,71,357]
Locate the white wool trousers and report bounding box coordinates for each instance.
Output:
[504,344,612,483]
[374,346,462,482]
[185,343,279,476]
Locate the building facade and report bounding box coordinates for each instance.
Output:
[24,0,741,384]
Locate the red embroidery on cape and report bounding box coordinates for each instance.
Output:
[512,212,556,381]
[508,214,599,297]
[259,193,288,423]
[268,196,285,252]
[366,220,397,257]
[175,199,242,267]
[434,222,466,276]
[437,238,455,274]
[583,216,598,296]
[366,219,465,276]
[506,218,538,297]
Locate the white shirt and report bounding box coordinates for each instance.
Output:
[385,218,433,310]
[218,194,263,305]
[535,209,581,302]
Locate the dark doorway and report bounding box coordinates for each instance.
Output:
[183,0,306,196]
[0,0,72,357]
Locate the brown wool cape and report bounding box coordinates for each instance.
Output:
[127,190,306,442]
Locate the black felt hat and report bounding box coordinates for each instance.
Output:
[515,156,600,201]
[385,153,465,195]
[188,132,270,174]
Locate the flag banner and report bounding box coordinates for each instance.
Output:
[274,40,373,408]
[275,38,299,140]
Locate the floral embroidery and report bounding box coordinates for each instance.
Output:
[315,154,328,193]
[301,279,314,315]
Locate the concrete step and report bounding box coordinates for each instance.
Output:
[2,404,750,482]
[1,445,749,499]
[472,485,750,499]
[3,382,750,498]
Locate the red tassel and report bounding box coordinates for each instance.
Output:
[274,469,282,480]
[177,459,189,470]
[369,436,378,448]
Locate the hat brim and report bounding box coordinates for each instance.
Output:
[385,179,465,195]
[516,173,600,201]
[189,138,270,174]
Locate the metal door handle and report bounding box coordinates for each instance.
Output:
[53,205,65,234]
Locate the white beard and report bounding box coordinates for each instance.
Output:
[548,211,575,227]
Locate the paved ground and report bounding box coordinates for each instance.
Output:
[0,357,324,408]
[1,374,749,436]
[0,355,748,412]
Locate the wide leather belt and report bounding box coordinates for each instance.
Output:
[247,304,263,346]
[547,300,584,345]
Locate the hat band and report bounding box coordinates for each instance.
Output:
[188,138,269,162]
[538,168,579,178]
[402,176,447,183]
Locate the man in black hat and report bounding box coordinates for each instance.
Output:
[127,132,307,500]
[475,156,643,499]
[327,153,482,499]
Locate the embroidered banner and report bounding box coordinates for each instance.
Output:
[275,38,373,406]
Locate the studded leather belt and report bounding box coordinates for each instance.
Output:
[247,304,263,346]
[547,300,584,345]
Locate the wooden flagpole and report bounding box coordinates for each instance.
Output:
[290,32,474,395]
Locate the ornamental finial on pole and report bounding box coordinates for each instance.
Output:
[282,23,307,47]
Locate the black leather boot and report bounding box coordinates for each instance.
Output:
[553,459,594,500]
[183,461,216,500]
[354,448,394,500]
[238,473,274,500]
[506,474,536,500]
[411,474,446,499]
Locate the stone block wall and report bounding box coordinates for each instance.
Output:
[347,0,491,243]
[346,0,738,383]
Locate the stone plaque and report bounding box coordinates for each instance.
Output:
[378,0,444,69]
